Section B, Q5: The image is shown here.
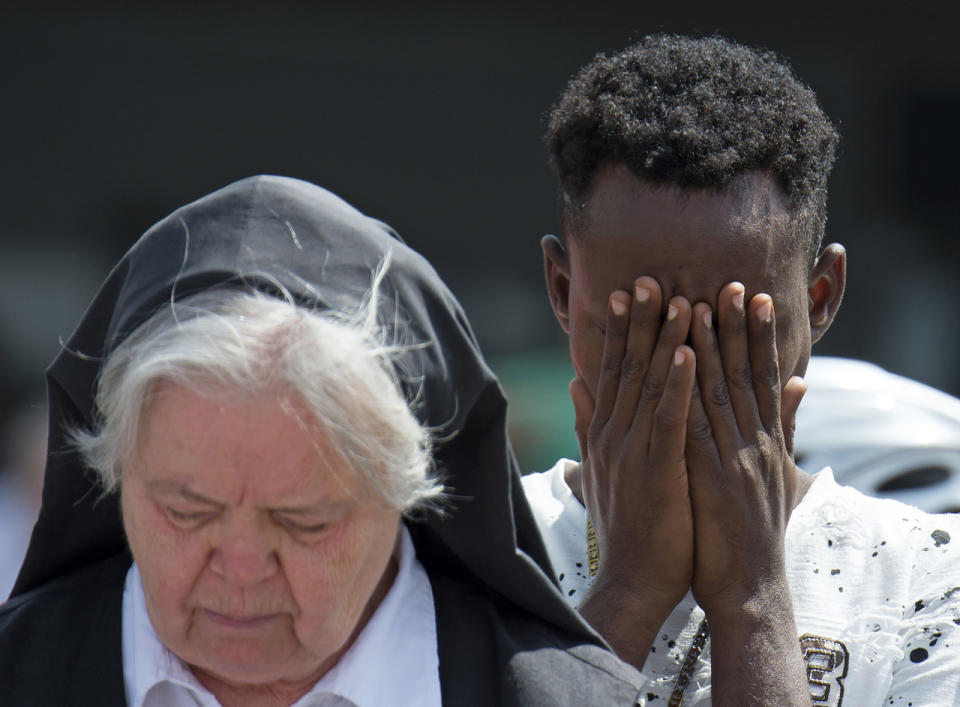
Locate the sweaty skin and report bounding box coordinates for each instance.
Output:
[542,164,845,705]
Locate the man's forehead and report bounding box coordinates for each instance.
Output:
[575,250,783,308]
[581,167,790,237]
[571,166,799,303]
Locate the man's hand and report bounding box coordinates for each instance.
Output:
[571,277,697,669]
[685,282,811,705]
[684,282,804,608]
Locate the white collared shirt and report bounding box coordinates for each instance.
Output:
[122,526,441,707]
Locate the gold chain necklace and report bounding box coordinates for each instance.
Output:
[585,517,600,578]
[584,516,709,706]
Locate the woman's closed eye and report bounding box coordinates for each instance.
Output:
[164,506,217,527]
[277,516,328,536]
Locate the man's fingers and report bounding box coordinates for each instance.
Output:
[780,375,807,457]
[684,373,720,470]
[747,293,781,435]
[685,375,728,525]
[647,345,696,469]
[593,291,632,428]
[716,282,758,431]
[632,296,692,450]
[607,277,663,432]
[688,300,741,463]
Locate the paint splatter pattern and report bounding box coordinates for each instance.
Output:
[522,462,960,705]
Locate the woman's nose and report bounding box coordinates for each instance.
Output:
[209,516,280,585]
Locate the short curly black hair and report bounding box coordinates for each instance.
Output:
[546,34,840,263]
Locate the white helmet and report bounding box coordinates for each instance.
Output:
[794,357,960,514]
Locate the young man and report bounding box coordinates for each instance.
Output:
[522,34,960,705]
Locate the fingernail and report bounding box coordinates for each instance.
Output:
[611,298,628,316]
[702,310,712,329]
[635,285,650,303]
[758,300,773,323]
[667,303,679,321]
[674,348,685,366]
[732,285,745,309]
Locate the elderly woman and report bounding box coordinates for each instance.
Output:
[0,177,643,705]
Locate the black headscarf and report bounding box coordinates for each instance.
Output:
[12,174,600,645]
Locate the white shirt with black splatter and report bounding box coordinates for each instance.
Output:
[522,459,960,706]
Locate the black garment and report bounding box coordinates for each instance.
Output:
[0,176,643,705]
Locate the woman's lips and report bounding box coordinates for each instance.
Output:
[203,609,280,629]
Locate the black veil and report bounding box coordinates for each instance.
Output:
[7,177,643,704]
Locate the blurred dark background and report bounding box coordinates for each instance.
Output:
[1,2,958,476]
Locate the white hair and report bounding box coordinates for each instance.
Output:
[71,266,442,514]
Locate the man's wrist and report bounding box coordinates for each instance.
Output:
[578,573,682,668]
[703,576,811,706]
[698,574,794,633]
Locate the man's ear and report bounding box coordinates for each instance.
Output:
[541,234,572,334]
[808,243,846,343]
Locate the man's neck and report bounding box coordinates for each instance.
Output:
[563,460,586,506]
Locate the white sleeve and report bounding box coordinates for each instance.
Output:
[520,462,593,606]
